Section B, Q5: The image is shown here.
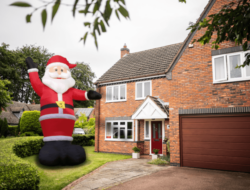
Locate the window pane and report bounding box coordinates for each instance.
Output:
[144,82,150,97]
[120,85,126,100]
[127,130,132,139]
[153,123,156,138]
[136,83,142,98]
[246,65,250,77]
[229,54,242,78]
[120,122,125,125]
[127,122,132,129]
[106,122,111,138]
[145,121,149,138]
[214,57,225,80]
[107,87,112,101]
[113,122,118,125]
[120,127,125,139]
[158,123,161,139]
[113,127,118,138]
[113,86,119,100]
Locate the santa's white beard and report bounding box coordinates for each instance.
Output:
[42,69,75,94]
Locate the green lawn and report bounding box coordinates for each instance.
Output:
[0,137,132,190]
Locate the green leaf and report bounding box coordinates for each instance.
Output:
[26,14,32,23]
[100,20,106,32]
[115,10,120,20]
[93,0,101,14]
[84,22,91,27]
[73,0,79,17]
[119,0,126,5]
[118,5,129,18]
[51,0,60,22]
[179,0,186,3]
[10,2,32,7]
[81,32,88,44]
[41,9,47,30]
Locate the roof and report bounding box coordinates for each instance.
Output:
[95,42,183,84]
[132,96,169,119]
[165,0,216,74]
[75,108,94,118]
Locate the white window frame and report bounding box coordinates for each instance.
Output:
[212,50,250,83]
[106,84,127,103]
[135,80,152,100]
[105,120,134,141]
[144,120,150,140]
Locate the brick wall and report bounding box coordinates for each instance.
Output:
[95,78,171,154]
[169,0,250,164]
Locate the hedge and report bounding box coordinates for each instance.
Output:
[8,125,18,136]
[72,134,95,146]
[20,111,41,134]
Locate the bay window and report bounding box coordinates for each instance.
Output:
[105,120,133,141]
[106,84,126,102]
[135,81,151,100]
[212,51,250,83]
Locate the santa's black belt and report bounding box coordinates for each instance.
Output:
[41,103,74,111]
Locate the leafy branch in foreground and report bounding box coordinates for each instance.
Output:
[187,0,250,68]
[10,0,130,49]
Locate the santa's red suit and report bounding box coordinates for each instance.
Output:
[28,56,88,142]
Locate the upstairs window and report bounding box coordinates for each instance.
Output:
[106,84,126,102]
[212,51,250,83]
[135,81,151,100]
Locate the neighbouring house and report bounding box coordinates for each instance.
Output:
[94,0,250,173]
[0,100,40,125]
[74,108,95,120]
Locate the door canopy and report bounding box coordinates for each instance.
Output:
[132,96,168,119]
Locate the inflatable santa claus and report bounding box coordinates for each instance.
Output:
[26,55,101,166]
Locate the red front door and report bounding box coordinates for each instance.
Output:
[151,121,162,154]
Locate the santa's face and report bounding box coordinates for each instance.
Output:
[42,65,75,94]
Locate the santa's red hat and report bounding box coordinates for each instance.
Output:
[46,55,77,70]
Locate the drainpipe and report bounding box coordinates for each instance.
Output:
[96,83,100,152]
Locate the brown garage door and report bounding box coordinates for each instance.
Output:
[180,115,250,172]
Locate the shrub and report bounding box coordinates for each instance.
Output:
[153,149,160,154]
[89,139,95,146]
[147,158,169,166]
[13,137,44,158]
[132,146,140,153]
[167,139,170,153]
[72,134,95,146]
[160,155,170,162]
[8,125,18,136]
[1,118,8,138]
[0,163,40,190]
[20,132,39,137]
[20,111,41,134]
[17,117,21,134]
[74,120,80,128]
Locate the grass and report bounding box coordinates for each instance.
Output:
[0,137,132,190]
[147,158,169,166]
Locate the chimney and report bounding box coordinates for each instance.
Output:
[120,43,130,58]
[32,100,35,105]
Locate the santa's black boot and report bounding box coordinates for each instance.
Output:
[39,141,60,166]
[64,144,86,165]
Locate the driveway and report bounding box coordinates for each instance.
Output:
[107,166,250,190]
[63,158,169,190]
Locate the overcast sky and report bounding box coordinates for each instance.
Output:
[0,0,209,83]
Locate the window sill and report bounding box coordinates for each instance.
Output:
[144,139,150,141]
[135,98,146,101]
[105,139,134,142]
[213,78,250,84]
[105,100,127,103]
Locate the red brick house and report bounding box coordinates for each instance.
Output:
[94,0,250,173]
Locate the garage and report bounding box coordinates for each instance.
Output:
[180,114,250,172]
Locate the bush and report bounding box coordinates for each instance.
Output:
[13,138,44,158]
[153,149,160,154]
[160,155,170,162]
[74,120,80,128]
[1,118,8,138]
[89,139,95,146]
[72,134,95,146]
[8,125,18,136]
[20,111,41,134]
[20,132,39,137]
[167,139,170,153]
[132,146,140,153]
[147,158,169,166]
[0,163,40,190]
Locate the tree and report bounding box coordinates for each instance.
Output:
[0,79,13,114]
[10,0,130,49]
[187,0,250,68]
[0,43,54,104]
[71,63,96,108]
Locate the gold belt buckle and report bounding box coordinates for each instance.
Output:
[56,101,65,109]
